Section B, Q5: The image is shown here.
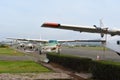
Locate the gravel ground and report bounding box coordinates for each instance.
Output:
[0,73,71,80]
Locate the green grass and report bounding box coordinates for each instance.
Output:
[0,48,25,56]
[81,46,108,50]
[0,61,51,73]
[68,46,108,50]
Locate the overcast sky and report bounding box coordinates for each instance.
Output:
[0,0,120,41]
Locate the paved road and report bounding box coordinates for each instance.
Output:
[61,47,120,62]
[6,47,120,62]
[0,55,36,61]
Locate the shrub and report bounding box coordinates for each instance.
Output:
[90,61,120,80]
[47,53,120,80]
[0,44,8,48]
[47,53,92,72]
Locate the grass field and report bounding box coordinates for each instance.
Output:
[0,61,51,73]
[67,46,108,50]
[0,48,25,56]
[80,46,108,50]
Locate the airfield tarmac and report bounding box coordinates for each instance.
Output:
[61,46,120,62]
